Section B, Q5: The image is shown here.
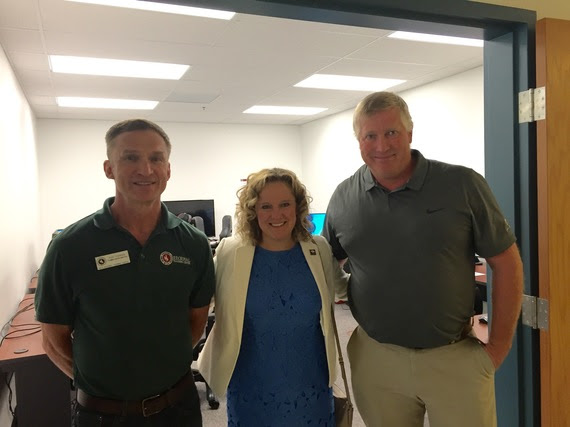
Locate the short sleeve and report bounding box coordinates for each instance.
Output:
[323,193,348,261]
[35,239,75,325]
[467,170,517,257]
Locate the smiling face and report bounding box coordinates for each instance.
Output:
[255,181,297,251]
[103,129,171,208]
[358,107,414,191]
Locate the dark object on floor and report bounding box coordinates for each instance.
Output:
[192,314,219,409]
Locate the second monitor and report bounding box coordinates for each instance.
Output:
[308,212,326,236]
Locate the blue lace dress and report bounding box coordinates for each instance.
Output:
[226,244,334,427]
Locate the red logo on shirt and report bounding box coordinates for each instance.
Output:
[160,251,173,266]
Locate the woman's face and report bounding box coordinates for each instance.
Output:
[255,181,297,250]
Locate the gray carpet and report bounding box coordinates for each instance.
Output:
[196,303,429,427]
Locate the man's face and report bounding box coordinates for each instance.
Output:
[103,129,171,206]
[357,107,413,190]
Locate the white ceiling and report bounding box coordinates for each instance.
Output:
[0,0,483,125]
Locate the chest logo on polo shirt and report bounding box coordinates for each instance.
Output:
[160,251,192,266]
[160,251,173,265]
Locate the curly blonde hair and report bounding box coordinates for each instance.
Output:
[235,168,313,245]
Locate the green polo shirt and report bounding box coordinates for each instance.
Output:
[324,150,515,348]
[35,198,215,399]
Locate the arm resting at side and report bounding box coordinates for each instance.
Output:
[189,305,210,348]
[334,258,349,301]
[484,243,524,369]
[40,322,73,379]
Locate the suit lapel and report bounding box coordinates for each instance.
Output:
[231,244,255,319]
[300,240,328,304]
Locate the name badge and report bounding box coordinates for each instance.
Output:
[95,250,130,270]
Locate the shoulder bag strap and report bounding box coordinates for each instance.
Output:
[331,304,353,405]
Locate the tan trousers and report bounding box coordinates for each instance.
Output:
[347,326,497,427]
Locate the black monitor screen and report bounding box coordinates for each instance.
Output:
[163,199,215,237]
[308,213,326,235]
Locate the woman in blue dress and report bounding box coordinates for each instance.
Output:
[198,168,349,426]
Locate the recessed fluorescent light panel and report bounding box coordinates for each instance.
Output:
[244,106,327,116]
[57,97,158,110]
[65,0,235,20]
[295,74,405,92]
[49,55,189,80]
[388,31,483,47]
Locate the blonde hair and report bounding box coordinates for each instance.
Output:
[235,168,313,245]
[353,91,413,138]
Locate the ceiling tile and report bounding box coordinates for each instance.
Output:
[8,51,49,71]
[0,1,484,125]
[0,28,44,53]
[318,58,438,80]
[0,0,40,30]
[39,0,231,44]
[349,37,482,67]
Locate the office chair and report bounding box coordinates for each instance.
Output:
[177,212,192,222]
[210,214,232,253]
[191,216,206,235]
[177,213,207,235]
[192,315,219,409]
[219,215,232,240]
[176,212,219,409]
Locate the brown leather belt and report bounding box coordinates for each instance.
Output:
[77,371,193,417]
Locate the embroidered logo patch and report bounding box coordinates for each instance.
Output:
[160,251,191,266]
[160,251,173,265]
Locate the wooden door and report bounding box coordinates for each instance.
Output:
[536,17,570,427]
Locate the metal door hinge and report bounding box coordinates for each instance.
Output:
[519,87,546,123]
[521,294,549,330]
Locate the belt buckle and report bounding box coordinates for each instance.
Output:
[141,394,162,417]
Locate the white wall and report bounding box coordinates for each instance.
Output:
[36,120,302,252]
[0,46,41,427]
[37,67,483,250]
[301,66,484,211]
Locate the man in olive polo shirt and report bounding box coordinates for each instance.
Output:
[35,119,214,426]
[323,92,523,427]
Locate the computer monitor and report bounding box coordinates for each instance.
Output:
[308,212,326,235]
[163,199,216,237]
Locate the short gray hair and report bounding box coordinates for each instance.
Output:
[353,91,413,137]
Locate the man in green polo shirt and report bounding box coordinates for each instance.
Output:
[35,119,214,426]
[323,92,523,427]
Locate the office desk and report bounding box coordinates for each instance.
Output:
[474,262,488,312]
[475,263,487,285]
[0,292,71,426]
[472,314,488,343]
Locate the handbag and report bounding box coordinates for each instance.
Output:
[331,305,354,427]
[312,238,353,426]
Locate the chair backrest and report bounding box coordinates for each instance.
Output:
[191,215,206,234]
[177,212,192,222]
[177,212,206,235]
[219,215,232,240]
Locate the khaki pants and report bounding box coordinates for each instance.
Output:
[347,326,496,427]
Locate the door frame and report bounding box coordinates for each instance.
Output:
[160,0,539,424]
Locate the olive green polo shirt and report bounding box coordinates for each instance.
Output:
[324,150,515,348]
[35,198,215,399]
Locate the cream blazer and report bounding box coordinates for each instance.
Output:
[197,234,349,398]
